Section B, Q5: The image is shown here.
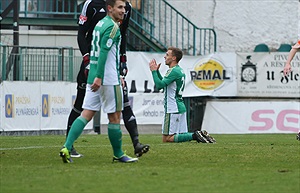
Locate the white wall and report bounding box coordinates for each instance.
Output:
[168,0,299,52]
[1,0,299,52]
[1,30,79,49]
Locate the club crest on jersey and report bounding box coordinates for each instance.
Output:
[79,15,87,25]
[106,38,113,48]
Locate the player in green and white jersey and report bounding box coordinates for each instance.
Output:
[60,0,138,163]
[87,15,121,86]
[149,47,213,143]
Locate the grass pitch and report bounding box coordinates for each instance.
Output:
[0,134,299,193]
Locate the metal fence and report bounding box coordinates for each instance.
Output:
[0,45,82,81]
[129,0,217,55]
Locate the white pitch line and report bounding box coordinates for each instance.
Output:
[0,146,54,151]
[0,144,146,151]
[1,141,208,151]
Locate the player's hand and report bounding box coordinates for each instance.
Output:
[283,63,292,76]
[91,77,101,92]
[292,40,300,49]
[149,59,159,71]
[83,53,90,78]
[120,55,128,77]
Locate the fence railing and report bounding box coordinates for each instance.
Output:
[0,45,81,82]
[137,0,217,55]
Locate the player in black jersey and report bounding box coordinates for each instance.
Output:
[67,0,150,158]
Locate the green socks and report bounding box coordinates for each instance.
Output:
[108,123,124,158]
[64,116,88,150]
[64,119,124,158]
[174,132,193,142]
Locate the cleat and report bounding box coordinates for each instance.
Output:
[201,130,216,143]
[297,132,300,141]
[134,143,150,157]
[113,154,138,163]
[194,130,209,143]
[70,147,83,158]
[59,147,73,163]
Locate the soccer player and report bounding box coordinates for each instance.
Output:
[283,40,300,141]
[67,0,149,158]
[149,47,216,143]
[60,0,138,163]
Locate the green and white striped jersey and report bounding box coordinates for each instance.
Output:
[151,65,186,114]
[88,15,121,85]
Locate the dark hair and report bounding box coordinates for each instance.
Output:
[106,0,126,7]
[168,47,183,63]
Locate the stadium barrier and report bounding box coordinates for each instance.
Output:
[0,45,82,82]
[1,51,299,134]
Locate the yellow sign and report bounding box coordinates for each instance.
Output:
[190,59,230,91]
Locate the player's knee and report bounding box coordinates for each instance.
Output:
[81,110,95,122]
[108,112,121,124]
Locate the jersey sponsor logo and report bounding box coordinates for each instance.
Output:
[190,58,231,91]
[106,38,113,48]
[78,15,87,25]
[42,94,49,117]
[5,94,13,118]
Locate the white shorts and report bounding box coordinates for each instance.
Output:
[162,112,188,135]
[100,84,123,113]
[82,84,102,111]
[83,84,123,113]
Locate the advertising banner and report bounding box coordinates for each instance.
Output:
[40,82,72,130]
[237,52,300,98]
[100,93,165,125]
[184,52,237,97]
[2,81,40,131]
[125,52,237,97]
[0,81,93,131]
[202,101,300,134]
[1,52,299,132]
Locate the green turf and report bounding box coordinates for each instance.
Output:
[0,134,299,193]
